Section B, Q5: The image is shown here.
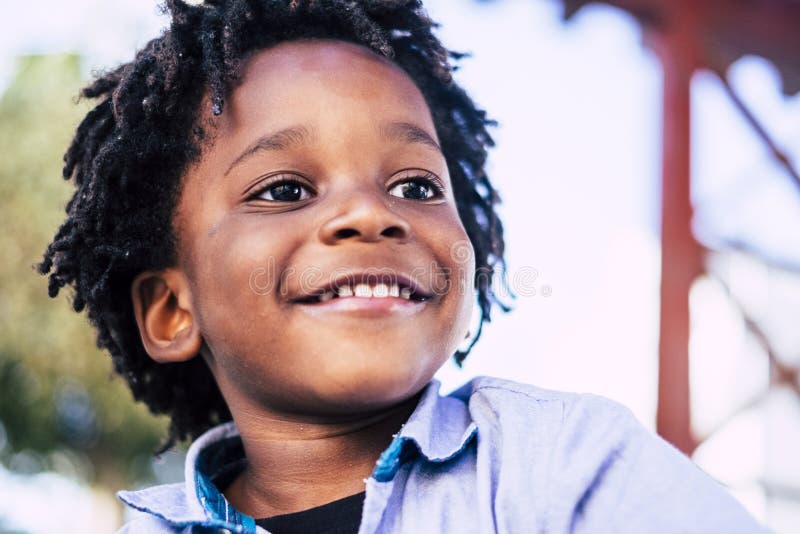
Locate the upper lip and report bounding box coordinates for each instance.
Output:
[289,270,435,303]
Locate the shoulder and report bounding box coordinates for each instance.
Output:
[451,376,768,533]
[455,374,620,408]
[452,375,633,436]
[450,376,648,486]
[115,514,185,534]
[115,421,244,532]
[453,375,680,477]
[115,482,204,534]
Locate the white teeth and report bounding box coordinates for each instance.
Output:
[331,282,408,299]
[318,291,334,302]
[338,285,354,297]
[373,283,389,298]
[354,283,372,297]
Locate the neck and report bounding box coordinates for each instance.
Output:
[222,394,420,518]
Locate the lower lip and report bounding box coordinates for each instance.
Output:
[295,296,427,318]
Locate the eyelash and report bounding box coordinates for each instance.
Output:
[247,171,446,203]
[248,174,315,202]
[388,171,446,200]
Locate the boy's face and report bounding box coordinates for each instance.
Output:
[172,40,474,418]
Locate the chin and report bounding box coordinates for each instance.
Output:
[311,356,439,413]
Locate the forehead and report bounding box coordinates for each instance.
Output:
[214,39,436,136]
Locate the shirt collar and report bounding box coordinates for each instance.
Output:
[117,379,476,528]
[118,420,255,532]
[399,379,477,461]
[373,379,477,481]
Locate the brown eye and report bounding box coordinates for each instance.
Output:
[255,180,313,202]
[388,177,443,200]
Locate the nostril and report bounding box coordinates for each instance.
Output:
[381,226,405,239]
[334,228,360,240]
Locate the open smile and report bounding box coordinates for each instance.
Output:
[289,272,434,304]
[290,272,435,318]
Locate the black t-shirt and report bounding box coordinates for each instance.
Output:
[254,492,366,534]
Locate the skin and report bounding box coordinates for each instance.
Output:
[131,39,475,518]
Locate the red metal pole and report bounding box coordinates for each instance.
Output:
[650,4,703,456]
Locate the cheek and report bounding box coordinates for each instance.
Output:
[449,234,476,297]
[188,222,292,355]
[452,238,477,340]
[433,218,476,354]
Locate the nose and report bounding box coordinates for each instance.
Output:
[318,191,412,245]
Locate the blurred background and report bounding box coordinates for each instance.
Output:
[1,0,798,532]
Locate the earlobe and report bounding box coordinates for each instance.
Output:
[131,269,202,364]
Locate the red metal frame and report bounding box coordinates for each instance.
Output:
[559,0,800,455]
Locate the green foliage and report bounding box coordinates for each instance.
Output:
[0,54,169,489]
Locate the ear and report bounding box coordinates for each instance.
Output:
[131,269,202,363]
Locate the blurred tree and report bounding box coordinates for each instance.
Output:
[0,54,168,492]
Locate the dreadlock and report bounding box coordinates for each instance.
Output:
[38,0,509,447]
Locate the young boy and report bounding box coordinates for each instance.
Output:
[40,1,770,532]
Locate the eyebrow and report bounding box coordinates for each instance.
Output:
[224,125,311,176]
[224,120,442,176]
[379,121,442,153]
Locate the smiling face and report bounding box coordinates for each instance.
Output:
[170,39,474,419]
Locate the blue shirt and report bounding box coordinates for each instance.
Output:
[117,376,771,533]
